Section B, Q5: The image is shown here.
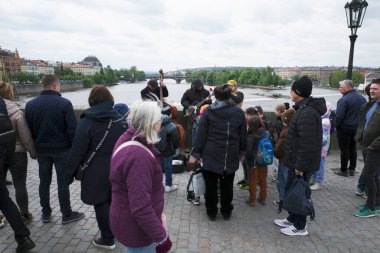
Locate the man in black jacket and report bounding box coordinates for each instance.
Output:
[1,97,35,252]
[141,79,171,115]
[274,76,326,236]
[25,74,84,225]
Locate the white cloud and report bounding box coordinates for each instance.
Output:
[1,0,379,71]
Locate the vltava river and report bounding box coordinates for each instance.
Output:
[24,79,362,111]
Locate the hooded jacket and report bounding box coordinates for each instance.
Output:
[67,101,126,205]
[181,86,211,110]
[4,99,36,157]
[192,100,247,175]
[284,97,327,172]
[245,127,267,168]
[155,115,179,156]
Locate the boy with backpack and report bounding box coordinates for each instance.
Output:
[245,115,274,206]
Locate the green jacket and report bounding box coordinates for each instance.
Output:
[356,100,380,151]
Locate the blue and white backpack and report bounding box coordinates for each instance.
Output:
[256,131,274,165]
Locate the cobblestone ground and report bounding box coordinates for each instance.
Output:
[1,150,379,253]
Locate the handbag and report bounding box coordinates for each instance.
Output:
[74,119,113,181]
[186,164,205,202]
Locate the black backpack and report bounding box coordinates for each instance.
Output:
[0,112,16,156]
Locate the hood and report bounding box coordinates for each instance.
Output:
[161,114,172,126]
[208,101,236,119]
[5,99,21,118]
[80,101,120,122]
[295,97,327,116]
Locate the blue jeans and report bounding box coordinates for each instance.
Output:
[161,155,173,187]
[125,243,155,253]
[37,151,72,216]
[276,163,288,201]
[313,157,325,185]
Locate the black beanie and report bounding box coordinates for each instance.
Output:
[291,76,312,98]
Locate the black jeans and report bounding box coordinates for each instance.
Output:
[361,148,380,210]
[285,169,313,230]
[337,128,357,171]
[4,152,29,215]
[94,199,114,243]
[0,156,30,243]
[202,170,235,216]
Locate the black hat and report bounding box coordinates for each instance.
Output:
[214,84,231,101]
[148,79,158,89]
[291,76,312,98]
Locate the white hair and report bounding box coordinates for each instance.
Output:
[128,100,161,144]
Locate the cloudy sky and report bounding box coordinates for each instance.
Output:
[1,0,379,71]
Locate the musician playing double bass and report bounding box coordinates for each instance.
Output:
[140,79,171,115]
[181,79,212,146]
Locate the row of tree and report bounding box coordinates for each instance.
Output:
[329,70,364,87]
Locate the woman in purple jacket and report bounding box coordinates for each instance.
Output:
[110,101,172,253]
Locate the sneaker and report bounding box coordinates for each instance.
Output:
[349,170,355,176]
[192,197,200,205]
[334,171,348,177]
[362,192,368,199]
[16,236,35,252]
[165,185,178,193]
[237,179,247,186]
[280,225,308,236]
[274,218,293,228]
[0,214,5,228]
[22,213,33,224]
[354,206,377,218]
[93,237,116,250]
[239,184,249,190]
[246,199,255,207]
[62,211,85,224]
[41,212,51,223]
[355,203,380,212]
[355,187,365,196]
[310,182,323,191]
[273,200,280,206]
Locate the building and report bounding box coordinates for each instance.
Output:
[365,72,380,86]
[0,57,4,81]
[274,67,301,80]
[64,63,101,75]
[275,67,336,84]
[21,59,54,75]
[0,47,21,78]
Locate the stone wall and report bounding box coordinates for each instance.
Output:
[13,80,84,96]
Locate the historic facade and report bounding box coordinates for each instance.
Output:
[21,59,54,75]
[0,47,21,78]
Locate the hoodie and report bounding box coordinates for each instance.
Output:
[245,127,267,168]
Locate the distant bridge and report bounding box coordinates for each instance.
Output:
[148,75,204,84]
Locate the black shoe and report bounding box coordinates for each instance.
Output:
[16,236,35,253]
[5,180,12,186]
[334,171,348,177]
[222,213,231,221]
[41,212,51,223]
[93,237,116,250]
[62,211,85,224]
[207,214,216,221]
[349,170,355,176]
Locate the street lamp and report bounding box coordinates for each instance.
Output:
[344,0,368,80]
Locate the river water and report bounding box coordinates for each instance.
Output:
[22,79,350,111]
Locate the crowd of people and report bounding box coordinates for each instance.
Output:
[0,74,380,252]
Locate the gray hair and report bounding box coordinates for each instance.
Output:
[128,100,161,144]
[339,80,354,89]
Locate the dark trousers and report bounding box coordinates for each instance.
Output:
[337,129,357,171]
[94,199,114,243]
[285,169,313,230]
[202,170,235,216]
[37,151,72,216]
[4,152,29,215]
[0,156,30,243]
[361,148,380,210]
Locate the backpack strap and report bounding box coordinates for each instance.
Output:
[112,140,154,158]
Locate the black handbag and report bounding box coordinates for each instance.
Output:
[74,119,112,181]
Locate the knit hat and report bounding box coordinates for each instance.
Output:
[227,80,237,86]
[114,103,129,115]
[281,108,295,126]
[291,76,312,98]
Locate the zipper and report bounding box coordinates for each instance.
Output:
[224,121,230,172]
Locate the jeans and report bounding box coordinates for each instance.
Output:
[125,243,155,253]
[94,199,114,243]
[0,156,31,243]
[4,152,29,214]
[276,163,289,201]
[161,155,173,187]
[360,148,380,210]
[313,157,325,185]
[37,151,72,216]
[202,170,235,216]
[337,128,357,171]
[286,169,313,230]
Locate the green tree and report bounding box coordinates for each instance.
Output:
[329,70,364,88]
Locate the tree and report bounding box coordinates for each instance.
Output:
[329,70,364,88]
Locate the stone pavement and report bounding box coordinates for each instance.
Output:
[1,150,379,253]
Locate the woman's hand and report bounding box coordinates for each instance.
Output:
[161,213,167,230]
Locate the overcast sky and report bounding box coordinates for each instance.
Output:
[1,0,379,71]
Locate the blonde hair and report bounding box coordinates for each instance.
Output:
[128,100,162,144]
[275,104,286,113]
[0,82,14,100]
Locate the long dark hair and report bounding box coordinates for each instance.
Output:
[247,115,264,135]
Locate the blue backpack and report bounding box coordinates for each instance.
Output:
[256,131,274,165]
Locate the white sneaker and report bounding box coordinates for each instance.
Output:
[274,218,293,228]
[165,185,178,193]
[310,182,323,191]
[192,197,200,205]
[280,225,308,236]
[0,215,5,228]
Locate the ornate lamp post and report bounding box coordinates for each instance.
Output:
[344,0,368,80]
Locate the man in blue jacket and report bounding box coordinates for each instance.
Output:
[25,74,84,224]
[334,80,366,177]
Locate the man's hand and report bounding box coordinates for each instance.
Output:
[188,155,198,164]
[295,169,303,176]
